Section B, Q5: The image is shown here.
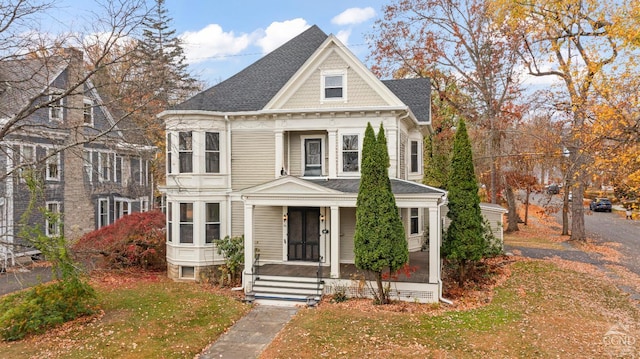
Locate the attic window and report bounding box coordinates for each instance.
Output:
[83,98,94,125]
[322,71,346,101]
[49,95,64,121]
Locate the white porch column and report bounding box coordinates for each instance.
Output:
[274,130,284,177]
[243,203,254,291]
[428,206,439,284]
[328,129,337,178]
[330,206,340,278]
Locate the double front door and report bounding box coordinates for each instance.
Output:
[287,207,320,261]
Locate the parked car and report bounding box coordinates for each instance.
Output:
[590,198,612,212]
[547,184,560,195]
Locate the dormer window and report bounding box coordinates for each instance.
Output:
[322,70,346,101]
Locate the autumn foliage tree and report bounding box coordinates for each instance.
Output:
[490,0,640,240]
[370,0,524,203]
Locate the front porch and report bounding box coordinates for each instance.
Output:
[255,250,430,283]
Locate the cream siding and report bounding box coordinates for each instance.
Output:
[282,50,387,110]
[231,131,275,190]
[339,207,356,262]
[253,206,283,261]
[231,201,244,237]
[399,132,407,180]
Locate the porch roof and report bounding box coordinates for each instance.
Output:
[305,178,445,195]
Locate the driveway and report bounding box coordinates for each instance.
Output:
[0,265,53,296]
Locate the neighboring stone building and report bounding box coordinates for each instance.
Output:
[0,49,156,266]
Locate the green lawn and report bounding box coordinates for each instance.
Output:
[0,272,250,358]
[261,260,640,358]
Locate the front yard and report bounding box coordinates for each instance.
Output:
[1,209,639,358]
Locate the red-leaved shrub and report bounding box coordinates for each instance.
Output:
[73,211,166,271]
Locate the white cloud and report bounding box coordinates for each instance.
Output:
[331,7,376,26]
[255,19,310,54]
[180,24,251,64]
[335,29,351,45]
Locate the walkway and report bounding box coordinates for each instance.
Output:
[197,305,299,359]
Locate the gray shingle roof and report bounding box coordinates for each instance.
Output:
[174,25,328,112]
[306,178,443,195]
[382,78,431,123]
[172,25,431,124]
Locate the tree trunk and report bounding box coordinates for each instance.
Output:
[375,271,388,304]
[504,182,519,232]
[562,184,570,236]
[570,181,586,241]
[524,186,530,225]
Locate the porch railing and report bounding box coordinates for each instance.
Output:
[252,253,260,286]
[316,256,323,297]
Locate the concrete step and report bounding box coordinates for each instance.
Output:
[250,277,324,305]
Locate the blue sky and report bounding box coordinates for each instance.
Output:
[49,1,389,87]
[167,1,388,86]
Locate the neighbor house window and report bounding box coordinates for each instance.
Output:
[342,134,359,172]
[49,95,63,121]
[323,72,345,100]
[410,140,419,173]
[140,197,149,212]
[45,201,60,237]
[19,145,35,181]
[166,134,172,174]
[304,138,322,176]
[179,203,193,244]
[205,132,220,173]
[99,152,112,182]
[167,202,172,242]
[83,98,94,125]
[114,199,130,220]
[115,155,123,183]
[410,208,419,235]
[83,150,93,182]
[98,198,109,228]
[46,150,60,181]
[205,203,220,244]
[179,131,193,173]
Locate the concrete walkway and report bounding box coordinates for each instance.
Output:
[197,305,299,359]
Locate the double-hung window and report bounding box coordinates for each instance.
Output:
[167,202,173,242]
[49,95,63,121]
[46,149,60,181]
[205,203,220,244]
[115,155,123,183]
[99,152,112,182]
[342,135,359,172]
[179,203,193,244]
[98,198,109,228]
[322,72,345,100]
[83,98,94,125]
[410,140,420,173]
[410,208,419,235]
[166,134,172,174]
[45,202,61,237]
[19,145,35,181]
[179,132,193,173]
[83,150,93,182]
[205,132,220,173]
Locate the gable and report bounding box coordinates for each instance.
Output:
[266,37,404,111]
[241,176,342,195]
[278,47,388,110]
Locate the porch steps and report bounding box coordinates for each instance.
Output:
[250,275,324,305]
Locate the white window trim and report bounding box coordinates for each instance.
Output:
[139,197,149,212]
[179,202,194,244]
[321,70,347,102]
[205,202,221,244]
[45,201,61,237]
[19,144,36,182]
[178,131,193,173]
[166,201,173,243]
[98,151,114,182]
[48,94,64,122]
[204,131,221,174]
[410,208,420,235]
[98,198,110,228]
[338,131,363,177]
[114,197,131,220]
[45,150,61,181]
[83,98,94,126]
[410,139,422,174]
[300,135,325,177]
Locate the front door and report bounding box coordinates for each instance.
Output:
[287,207,320,261]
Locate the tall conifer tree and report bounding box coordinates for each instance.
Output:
[442,119,487,283]
[354,123,407,304]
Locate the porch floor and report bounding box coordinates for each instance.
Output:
[255,250,430,283]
